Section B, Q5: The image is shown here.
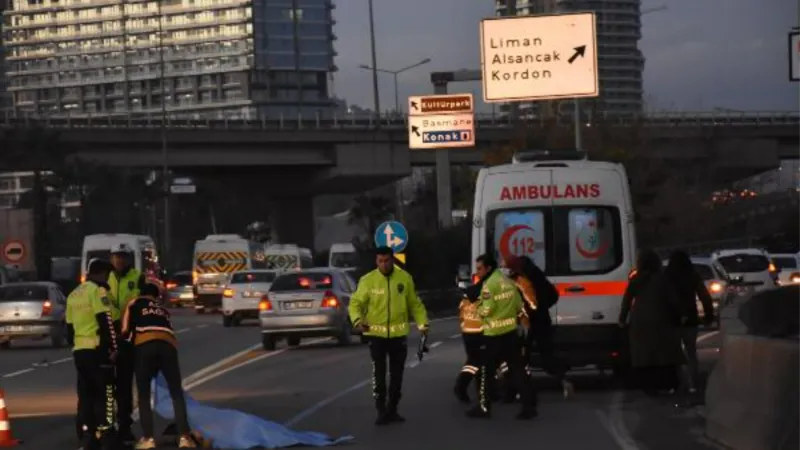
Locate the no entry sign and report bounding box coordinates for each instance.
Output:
[2,240,26,264]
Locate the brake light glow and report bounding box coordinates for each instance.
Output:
[80,274,86,283]
[223,288,234,298]
[790,272,800,283]
[768,263,777,273]
[298,277,311,287]
[472,274,480,284]
[709,281,723,293]
[322,276,331,285]
[192,271,198,284]
[321,290,339,308]
[165,282,177,289]
[42,301,52,316]
[259,296,273,311]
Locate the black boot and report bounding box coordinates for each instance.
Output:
[385,404,405,423]
[374,401,389,426]
[453,373,472,404]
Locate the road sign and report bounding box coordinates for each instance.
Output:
[170,184,196,194]
[374,221,408,253]
[480,12,599,102]
[789,30,799,81]
[395,253,406,264]
[408,94,474,115]
[2,240,26,264]
[407,94,475,150]
[408,113,475,149]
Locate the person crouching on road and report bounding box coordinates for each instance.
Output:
[348,246,430,426]
[467,254,537,420]
[67,258,119,450]
[454,284,484,404]
[122,283,196,449]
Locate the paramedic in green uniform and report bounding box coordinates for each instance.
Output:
[108,243,146,444]
[67,258,119,450]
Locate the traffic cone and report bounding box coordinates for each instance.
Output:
[0,389,21,447]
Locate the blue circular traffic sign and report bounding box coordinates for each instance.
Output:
[374,221,409,253]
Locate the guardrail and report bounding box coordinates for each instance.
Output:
[1,111,798,131]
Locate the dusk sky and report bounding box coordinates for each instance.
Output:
[331,0,799,113]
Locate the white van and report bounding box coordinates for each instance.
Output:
[263,244,313,270]
[81,234,160,282]
[193,234,265,313]
[328,243,357,271]
[471,150,636,372]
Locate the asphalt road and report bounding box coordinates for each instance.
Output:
[0,313,724,450]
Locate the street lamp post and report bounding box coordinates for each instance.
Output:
[158,0,170,266]
[358,58,432,115]
[367,0,380,125]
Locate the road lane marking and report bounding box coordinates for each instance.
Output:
[449,333,461,339]
[2,368,34,378]
[196,324,209,329]
[53,357,73,365]
[696,330,719,343]
[175,328,191,334]
[430,340,443,349]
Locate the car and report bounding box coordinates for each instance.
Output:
[710,249,778,293]
[769,253,800,286]
[222,269,279,327]
[165,271,195,308]
[0,282,68,349]
[258,268,359,351]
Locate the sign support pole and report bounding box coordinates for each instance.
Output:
[432,83,453,228]
[573,99,582,149]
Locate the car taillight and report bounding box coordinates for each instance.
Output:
[192,271,198,284]
[790,272,800,283]
[321,291,339,308]
[471,274,479,284]
[223,288,234,298]
[80,274,86,283]
[768,263,777,273]
[42,301,52,316]
[709,281,723,293]
[259,296,273,311]
[165,281,177,289]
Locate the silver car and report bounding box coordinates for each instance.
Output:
[165,271,195,308]
[259,268,358,351]
[0,282,67,348]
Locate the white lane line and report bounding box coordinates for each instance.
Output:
[196,324,209,329]
[2,368,34,378]
[430,341,443,349]
[696,330,719,344]
[449,333,461,339]
[175,327,191,334]
[52,357,73,365]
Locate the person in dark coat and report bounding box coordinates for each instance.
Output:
[618,249,689,396]
[665,250,714,396]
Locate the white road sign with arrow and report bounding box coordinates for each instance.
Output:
[480,11,599,102]
[383,223,405,248]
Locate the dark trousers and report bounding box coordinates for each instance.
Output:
[74,350,115,444]
[115,341,135,432]
[135,340,191,438]
[478,331,536,413]
[455,333,483,394]
[368,337,407,411]
[525,319,569,380]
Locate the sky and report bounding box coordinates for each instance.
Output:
[331,0,799,113]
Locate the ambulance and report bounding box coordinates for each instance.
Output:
[80,234,161,283]
[471,149,636,373]
[192,234,265,313]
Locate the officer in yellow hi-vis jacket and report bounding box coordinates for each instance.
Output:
[349,246,429,426]
[454,284,484,403]
[67,258,119,450]
[107,243,145,444]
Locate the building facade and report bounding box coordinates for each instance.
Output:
[2,0,337,119]
[494,0,644,118]
[0,171,81,222]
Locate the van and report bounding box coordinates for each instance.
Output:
[263,244,313,271]
[81,234,160,283]
[328,243,357,271]
[193,234,265,313]
[471,150,636,371]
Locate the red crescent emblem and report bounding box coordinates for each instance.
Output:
[575,225,609,259]
[498,224,535,261]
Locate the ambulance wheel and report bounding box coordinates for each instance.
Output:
[287,337,301,347]
[262,335,277,351]
[222,315,233,327]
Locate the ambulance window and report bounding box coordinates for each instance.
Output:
[562,207,622,274]
[490,209,546,270]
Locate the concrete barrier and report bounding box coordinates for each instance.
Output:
[705,287,800,450]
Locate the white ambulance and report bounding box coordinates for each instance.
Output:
[80,234,160,283]
[471,149,636,373]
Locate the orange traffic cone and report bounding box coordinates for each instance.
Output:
[0,389,21,447]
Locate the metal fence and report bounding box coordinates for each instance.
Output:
[1,110,798,131]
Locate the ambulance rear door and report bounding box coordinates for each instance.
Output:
[547,165,631,360]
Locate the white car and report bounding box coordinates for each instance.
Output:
[222,270,279,327]
[769,253,800,286]
[710,249,778,293]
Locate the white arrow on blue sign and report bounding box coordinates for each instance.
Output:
[374,221,408,253]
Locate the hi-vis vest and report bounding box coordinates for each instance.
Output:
[459,299,482,334]
[108,269,141,321]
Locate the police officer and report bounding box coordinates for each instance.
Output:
[122,283,195,450]
[348,246,429,425]
[454,284,483,403]
[67,258,119,450]
[467,254,537,420]
[108,243,146,444]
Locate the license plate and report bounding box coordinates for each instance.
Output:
[0,325,31,333]
[285,301,312,310]
[179,293,194,299]
[243,291,263,298]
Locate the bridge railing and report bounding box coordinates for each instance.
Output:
[1,110,798,130]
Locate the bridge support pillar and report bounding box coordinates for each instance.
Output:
[270,196,315,250]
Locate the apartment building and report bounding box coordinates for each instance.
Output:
[0,171,81,222]
[494,0,645,118]
[1,0,338,119]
